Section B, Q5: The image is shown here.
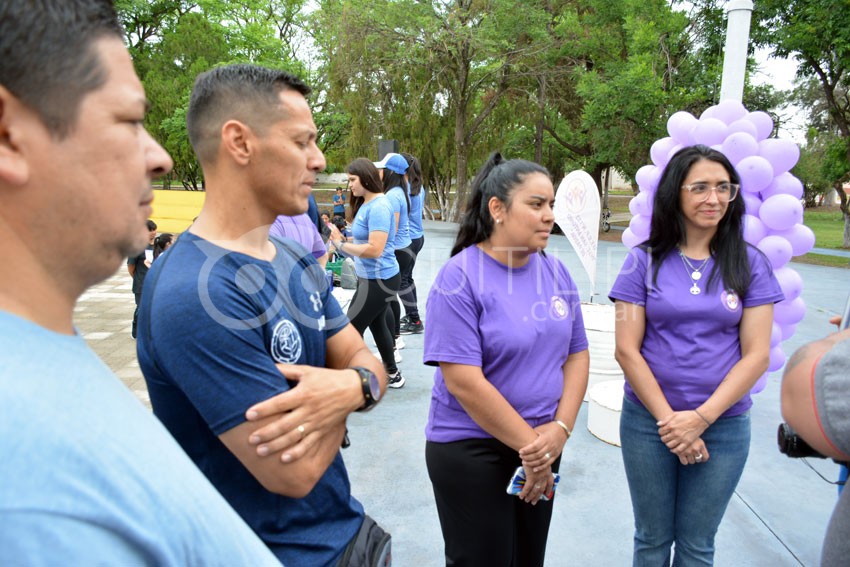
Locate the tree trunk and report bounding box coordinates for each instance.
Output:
[453,107,469,223]
[535,75,546,164]
[589,163,605,197]
[838,181,850,248]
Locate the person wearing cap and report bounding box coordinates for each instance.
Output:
[373,153,412,353]
[398,153,425,335]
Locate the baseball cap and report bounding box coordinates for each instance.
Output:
[373,153,409,175]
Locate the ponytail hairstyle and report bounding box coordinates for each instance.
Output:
[382,169,409,211]
[346,158,384,218]
[647,144,750,296]
[451,152,550,257]
[153,233,173,259]
[401,152,423,197]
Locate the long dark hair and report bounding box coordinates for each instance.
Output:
[646,144,750,296]
[382,169,410,211]
[451,152,550,256]
[347,158,384,218]
[401,152,423,197]
[153,233,173,259]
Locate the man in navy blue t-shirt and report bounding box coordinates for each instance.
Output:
[137,64,390,567]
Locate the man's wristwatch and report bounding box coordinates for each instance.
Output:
[352,366,381,412]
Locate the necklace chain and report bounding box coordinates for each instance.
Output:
[678,249,710,295]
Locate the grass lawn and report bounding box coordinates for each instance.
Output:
[804,207,847,249]
[603,195,849,268]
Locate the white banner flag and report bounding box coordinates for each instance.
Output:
[554,170,601,296]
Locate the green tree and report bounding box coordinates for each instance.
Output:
[754,0,850,246]
[118,0,309,189]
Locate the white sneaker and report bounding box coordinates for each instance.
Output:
[395,337,406,350]
[372,348,402,364]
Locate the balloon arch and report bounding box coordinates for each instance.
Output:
[623,100,812,392]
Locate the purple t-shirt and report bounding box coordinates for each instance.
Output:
[269,214,325,259]
[608,246,784,417]
[424,246,589,442]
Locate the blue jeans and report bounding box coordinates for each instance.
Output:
[620,397,750,566]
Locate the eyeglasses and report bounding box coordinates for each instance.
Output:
[681,182,739,202]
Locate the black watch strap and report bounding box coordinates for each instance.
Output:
[352,366,380,412]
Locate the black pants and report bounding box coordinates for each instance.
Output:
[426,438,559,567]
[131,292,142,339]
[398,236,424,321]
[385,246,414,337]
[348,274,400,374]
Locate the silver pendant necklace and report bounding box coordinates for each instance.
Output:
[678,249,710,295]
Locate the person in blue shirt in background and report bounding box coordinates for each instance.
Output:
[333,186,347,218]
[374,153,412,351]
[330,157,404,389]
[398,153,425,335]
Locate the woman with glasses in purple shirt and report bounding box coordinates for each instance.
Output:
[424,153,589,566]
[609,145,784,566]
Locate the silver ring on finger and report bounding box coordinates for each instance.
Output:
[297,424,306,440]
[544,452,551,460]
[695,453,703,462]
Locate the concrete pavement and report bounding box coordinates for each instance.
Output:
[78,220,849,566]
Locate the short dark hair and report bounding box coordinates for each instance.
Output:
[186,64,311,164]
[146,219,158,231]
[0,0,124,139]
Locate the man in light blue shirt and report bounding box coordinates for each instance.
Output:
[0,2,277,563]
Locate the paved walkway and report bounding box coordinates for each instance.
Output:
[78,220,848,566]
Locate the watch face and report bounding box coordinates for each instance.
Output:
[369,372,381,402]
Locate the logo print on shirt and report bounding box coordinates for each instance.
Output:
[270,319,303,363]
[551,296,568,319]
[309,290,322,313]
[722,290,740,312]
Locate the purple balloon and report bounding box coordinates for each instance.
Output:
[768,345,787,372]
[743,214,768,245]
[771,224,816,256]
[666,144,684,163]
[773,266,804,301]
[629,191,652,217]
[692,117,729,146]
[761,172,804,200]
[736,156,774,193]
[770,322,782,347]
[621,227,642,249]
[780,322,798,341]
[758,235,793,269]
[774,297,806,326]
[650,137,677,167]
[629,214,651,240]
[746,111,774,141]
[721,132,759,165]
[635,165,660,192]
[700,106,719,120]
[760,194,804,231]
[760,138,800,175]
[667,112,698,145]
[742,193,763,216]
[727,118,759,138]
[714,100,748,125]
